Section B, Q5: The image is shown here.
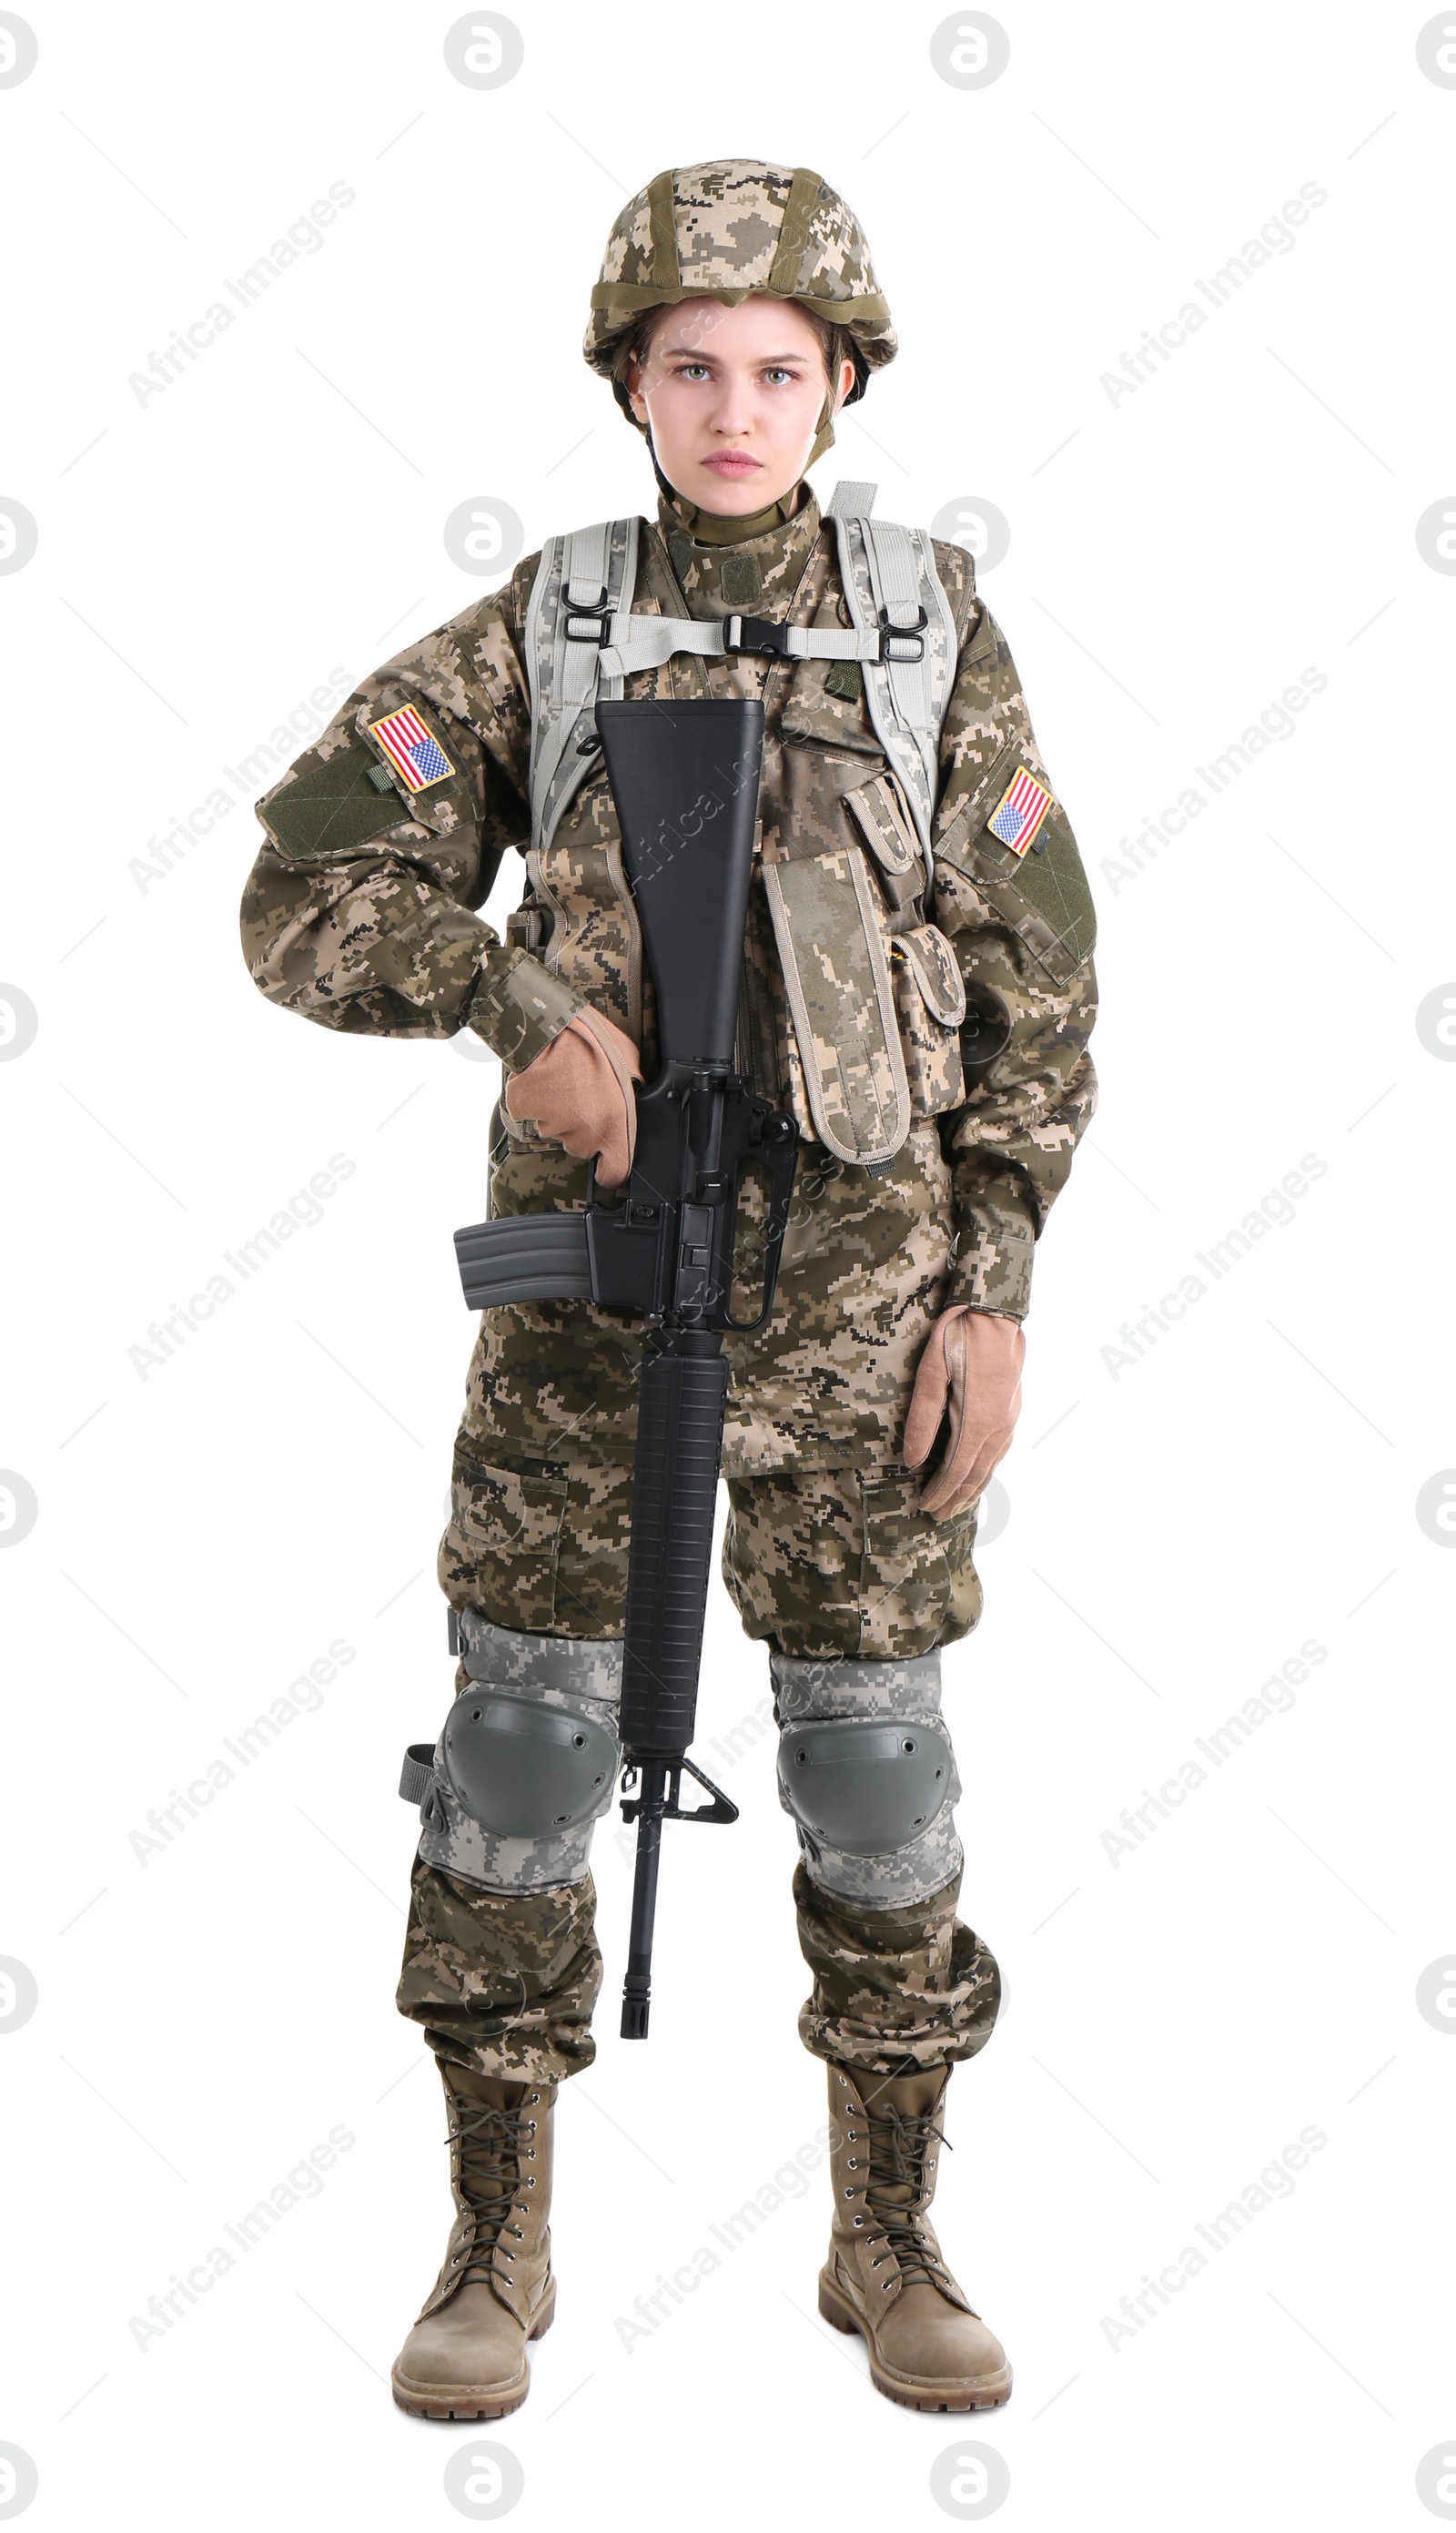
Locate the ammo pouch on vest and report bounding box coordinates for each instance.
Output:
[763,763,966,1168]
[521,481,966,1172]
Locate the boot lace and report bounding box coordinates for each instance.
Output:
[861,2102,955,2294]
[447,2094,532,2286]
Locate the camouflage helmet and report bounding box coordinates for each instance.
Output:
[584,160,895,471]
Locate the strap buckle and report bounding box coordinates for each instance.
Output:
[723,613,795,660]
[563,583,614,644]
[877,604,927,664]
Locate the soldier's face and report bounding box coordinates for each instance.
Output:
[626,295,855,515]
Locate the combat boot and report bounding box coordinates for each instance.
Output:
[818,2062,1012,2411]
[391,2061,557,2419]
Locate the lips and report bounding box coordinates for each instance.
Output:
[703,454,761,474]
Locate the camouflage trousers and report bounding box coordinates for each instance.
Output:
[396,1119,1002,2082]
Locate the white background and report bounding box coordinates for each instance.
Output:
[2,3,1453,2526]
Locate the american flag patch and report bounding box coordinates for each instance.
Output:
[987,765,1053,857]
[368,704,455,793]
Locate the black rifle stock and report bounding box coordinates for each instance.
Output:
[451,698,799,2038]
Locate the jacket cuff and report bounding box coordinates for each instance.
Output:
[945,1180,1037,1321]
[467,948,586,1069]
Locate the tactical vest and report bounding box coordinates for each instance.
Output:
[517,482,967,1170]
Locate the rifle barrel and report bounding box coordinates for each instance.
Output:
[621,1772,666,2039]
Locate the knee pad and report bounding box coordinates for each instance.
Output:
[771,1650,962,1906]
[400,1612,622,1894]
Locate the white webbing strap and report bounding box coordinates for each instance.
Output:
[865,520,936,688]
[828,479,878,522]
[559,516,614,714]
[829,493,959,863]
[525,491,960,859]
[595,616,725,676]
[596,614,878,676]
[525,514,641,854]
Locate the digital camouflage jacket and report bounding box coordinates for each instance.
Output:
[239,484,1097,1320]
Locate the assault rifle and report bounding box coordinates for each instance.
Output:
[452,698,799,2037]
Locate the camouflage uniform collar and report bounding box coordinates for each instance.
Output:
[663,482,809,543]
[657,483,823,621]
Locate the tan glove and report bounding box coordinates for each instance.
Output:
[904,1305,1026,1522]
[501,1008,642,1188]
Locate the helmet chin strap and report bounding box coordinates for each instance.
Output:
[647,438,678,506]
[806,390,837,471]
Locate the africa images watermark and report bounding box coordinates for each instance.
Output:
[1100,2122,1329,2353]
[1099,667,1328,901]
[129,665,354,894]
[127,1637,356,1867]
[1100,181,1329,409]
[614,2119,835,2354]
[127,2123,357,2354]
[1100,1636,1327,1866]
[127,182,357,408]
[1099,1151,1328,1380]
[126,1154,357,1379]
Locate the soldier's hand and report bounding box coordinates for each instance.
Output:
[502,1008,642,1188]
[905,1305,1026,1522]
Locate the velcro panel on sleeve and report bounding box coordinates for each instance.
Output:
[261,743,412,864]
[938,753,1097,981]
[999,784,1097,972]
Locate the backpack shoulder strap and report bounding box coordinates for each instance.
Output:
[524,516,731,847]
[827,478,878,522]
[524,514,641,855]
[827,482,959,874]
[522,491,959,860]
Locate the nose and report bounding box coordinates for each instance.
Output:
[709,370,755,438]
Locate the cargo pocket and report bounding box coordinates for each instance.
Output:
[890,924,966,1118]
[438,1457,568,1632]
[936,750,1097,986]
[553,1459,633,1637]
[860,1474,984,1658]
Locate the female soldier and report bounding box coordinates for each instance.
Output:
[240,160,1097,2422]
